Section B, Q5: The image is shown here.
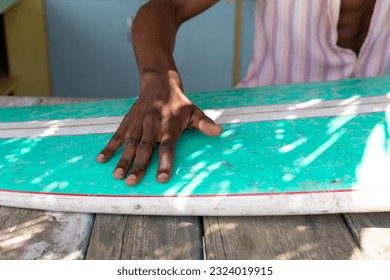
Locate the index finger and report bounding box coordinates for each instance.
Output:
[97,130,127,163]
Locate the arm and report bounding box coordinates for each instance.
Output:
[97,0,222,186]
[133,0,219,78]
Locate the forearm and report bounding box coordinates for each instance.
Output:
[132,1,179,77]
[132,0,218,81]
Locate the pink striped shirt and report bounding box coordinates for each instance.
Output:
[237,0,390,88]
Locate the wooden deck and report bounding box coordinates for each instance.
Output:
[1,96,390,260]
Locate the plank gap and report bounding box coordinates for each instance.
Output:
[343,212,390,259]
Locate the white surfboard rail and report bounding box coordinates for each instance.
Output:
[1,187,390,215]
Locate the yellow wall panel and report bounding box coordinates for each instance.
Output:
[4,0,51,96]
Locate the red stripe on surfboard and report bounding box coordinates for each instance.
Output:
[0,188,358,198]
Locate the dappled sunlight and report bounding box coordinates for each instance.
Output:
[5,154,18,163]
[0,132,112,201]
[152,245,191,260]
[275,128,285,140]
[188,162,207,175]
[31,170,55,185]
[0,216,49,250]
[206,222,238,235]
[157,93,390,215]
[42,181,70,193]
[287,98,323,110]
[2,138,42,164]
[184,149,207,161]
[276,243,319,260]
[67,156,83,164]
[0,234,36,251]
[327,115,356,134]
[223,143,243,155]
[294,131,344,168]
[286,114,298,120]
[173,162,224,210]
[3,138,19,144]
[278,137,307,153]
[179,171,210,196]
[219,129,235,139]
[282,173,295,182]
[203,109,224,121]
[358,227,390,258]
[54,250,83,260]
[338,95,362,105]
[353,123,390,189]
[177,221,195,229]
[41,125,61,137]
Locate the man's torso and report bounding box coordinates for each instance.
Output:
[337,0,377,54]
[238,0,390,87]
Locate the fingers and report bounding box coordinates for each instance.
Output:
[156,140,175,183]
[190,109,223,136]
[126,116,158,186]
[112,137,139,179]
[112,123,142,179]
[125,138,155,185]
[98,105,221,186]
[156,124,181,183]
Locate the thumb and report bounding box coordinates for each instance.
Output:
[190,109,223,136]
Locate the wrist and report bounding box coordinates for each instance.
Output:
[140,69,183,92]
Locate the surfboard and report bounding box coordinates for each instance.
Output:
[1,77,390,215]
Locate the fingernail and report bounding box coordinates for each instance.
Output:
[126,174,138,185]
[96,154,105,162]
[113,168,124,179]
[157,172,169,183]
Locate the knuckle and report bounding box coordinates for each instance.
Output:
[111,132,123,142]
[133,163,147,172]
[138,140,153,150]
[125,138,138,147]
[159,158,172,170]
[160,140,176,151]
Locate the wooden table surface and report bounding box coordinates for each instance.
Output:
[1,96,390,260]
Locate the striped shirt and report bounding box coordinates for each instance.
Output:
[237,0,390,88]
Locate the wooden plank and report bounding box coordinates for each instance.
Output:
[203,215,364,260]
[343,213,390,259]
[86,215,203,260]
[0,207,93,259]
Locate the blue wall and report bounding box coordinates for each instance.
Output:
[45,0,255,98]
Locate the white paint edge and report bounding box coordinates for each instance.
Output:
[0,116,124,130]
[1,95,389,138]
[0,189,390,215]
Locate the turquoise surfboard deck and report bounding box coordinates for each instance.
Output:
[0,77,389,215]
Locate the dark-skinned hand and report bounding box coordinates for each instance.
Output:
[96,71,222,185]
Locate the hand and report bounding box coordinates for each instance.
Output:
[96,71,222,186]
